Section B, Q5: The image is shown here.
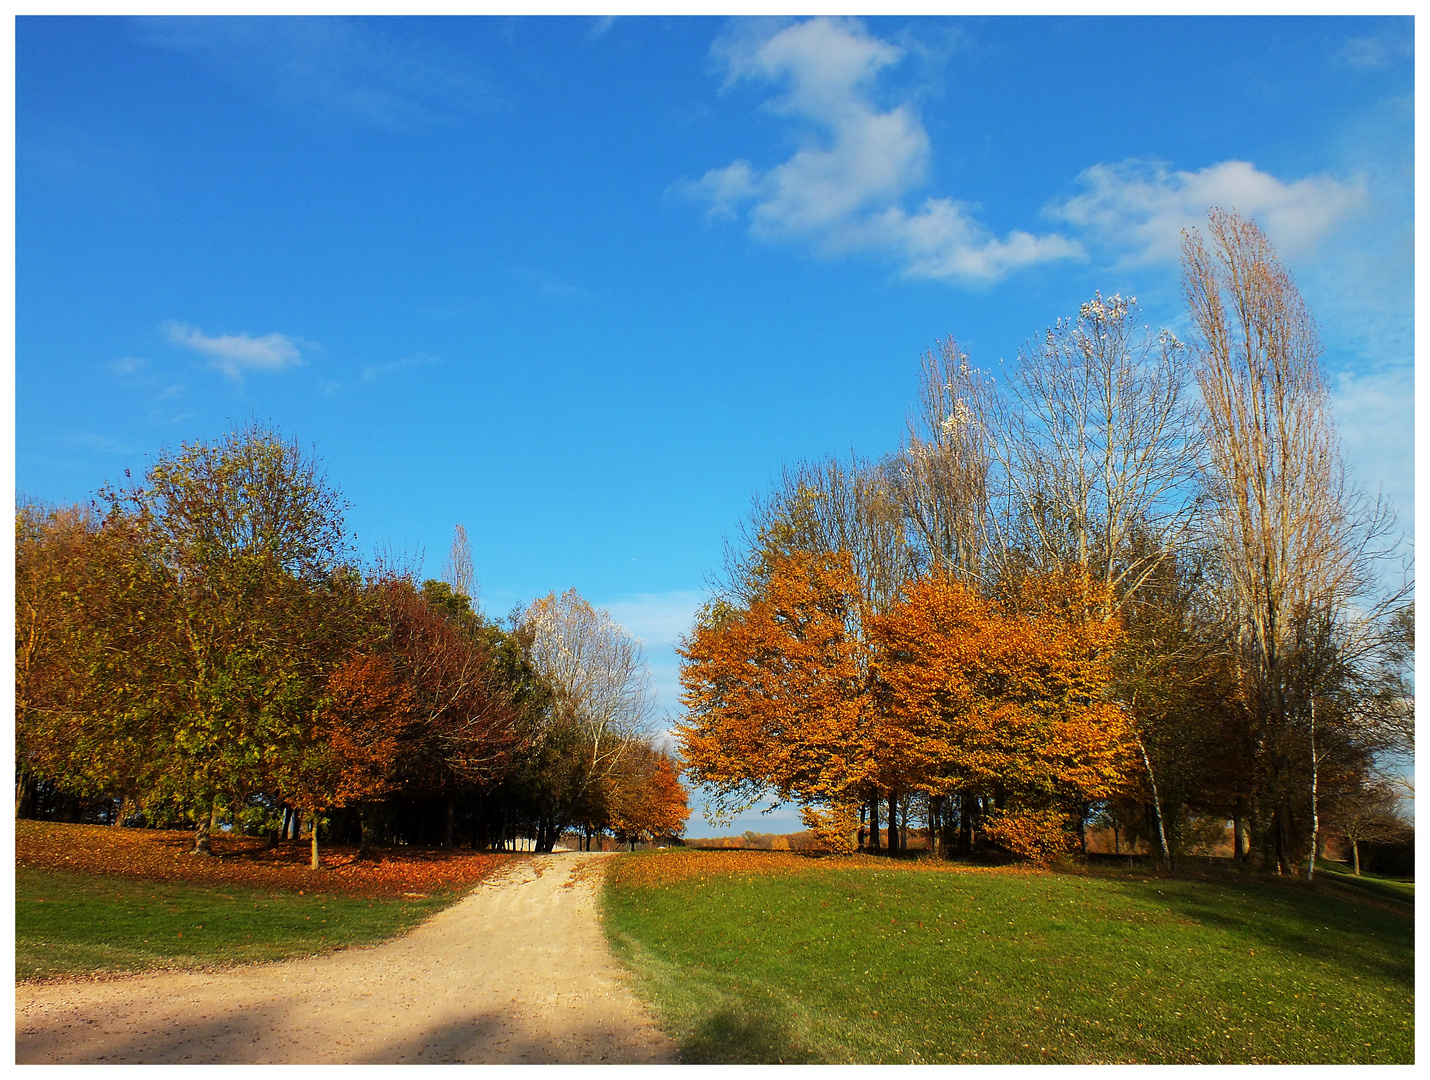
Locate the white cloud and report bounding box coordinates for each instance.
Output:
[685,19,1372,287]
[1047,159,1366,266]
[863,198,1082,282]
[164,321,303,378]
[679,17,1076,285]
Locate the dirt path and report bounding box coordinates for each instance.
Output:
[15,853,679,1064]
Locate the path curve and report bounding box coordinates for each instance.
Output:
[16,853,679,1064]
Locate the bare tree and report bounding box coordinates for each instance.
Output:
[442,523,478,612]
[996,292,1202,605]
[889,340,995,585]
[1182,207,1401,877]
[522,589,657,849]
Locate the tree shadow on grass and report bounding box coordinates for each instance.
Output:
[678,1004,820,1064]
[1101,877,1414,987]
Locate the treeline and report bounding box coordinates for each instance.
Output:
[679,209,1413,875]
[16,423,689,864]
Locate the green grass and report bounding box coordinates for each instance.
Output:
[16,866,459,982]
[603,852,1414,1064]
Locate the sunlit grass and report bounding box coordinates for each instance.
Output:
[17,866,458,981]
[603,850,1413,1064]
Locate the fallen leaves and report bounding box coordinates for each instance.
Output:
[17,820,514,898]
[609,848,1050,890]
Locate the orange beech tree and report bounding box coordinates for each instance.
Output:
[677,549,874,850]
[872,571,1139,860]
[605,743,691,850]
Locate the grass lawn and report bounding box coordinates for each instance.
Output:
[602,850,1414,1064]
[16,866,459,981]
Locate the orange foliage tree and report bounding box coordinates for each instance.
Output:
[269,653,410,868]
[605,743,691,849]
[872,571,1139,860]
[677,549,874,839]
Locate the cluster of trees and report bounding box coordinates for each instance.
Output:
[16,423,689,864]
[679,209,1412,874]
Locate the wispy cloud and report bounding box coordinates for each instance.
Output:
[508,267,590,301]
[133,16,493,133]
[108,355,151,377]
[603,589,706,720]
[676,17,1078,285]
[1329,365,1414,530]
[108,354,188,412]
[586,16,618,41]
[164,321,304,378]
[1046,159,1366,265]
[361,352,440,382]
[1338,33,1413,71]
[56,431,135,456]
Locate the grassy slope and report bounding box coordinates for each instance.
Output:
[603,851,1413,1064]
[17,866,457,981]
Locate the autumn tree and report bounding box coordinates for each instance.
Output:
[15,502,172,823]
[873,570,1139,862]
[719,457,917,848]
[678,549,872,843]
[97,421,360,853]
[269,652,409,868]
[605,742,691,850]
[367,576,524,848]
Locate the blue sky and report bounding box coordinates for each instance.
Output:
[15,16,1414,835]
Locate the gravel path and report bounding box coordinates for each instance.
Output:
[15,853,679,1064]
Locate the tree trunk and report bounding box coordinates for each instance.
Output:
[1352,838,1361,876]
[869,797,881,851]
[192,798,215,855]
[15,768,37,819]
[310,811,321,870]
[888,791,899,855]
[1233,798,1246,863]
[1136,735,1170,871]
[445,797,456,848]
[1306,696,1319,882]
[359,804,376,859]
[111,795,127,827]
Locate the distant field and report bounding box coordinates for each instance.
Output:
[16,821,515,981]
[603,849,1413,1064]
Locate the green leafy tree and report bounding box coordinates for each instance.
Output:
[98,421,360,852]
